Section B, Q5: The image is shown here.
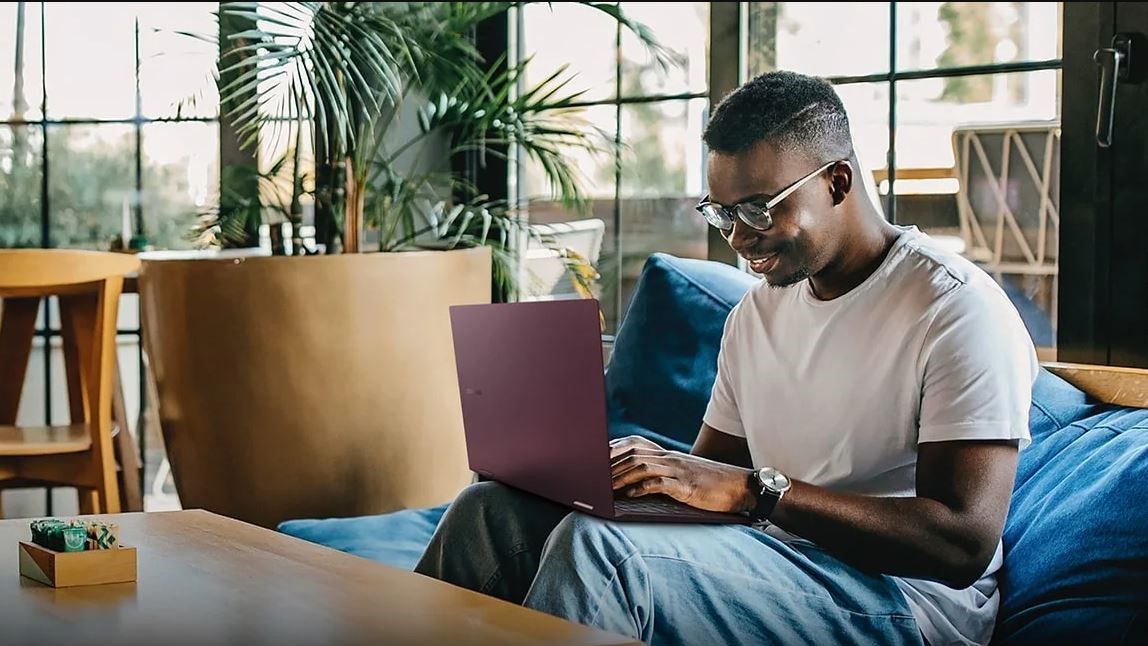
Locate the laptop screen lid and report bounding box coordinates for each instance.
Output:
[449,299,616,517]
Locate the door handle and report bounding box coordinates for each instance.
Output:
[1094,33,1147,148]
[1094,39,1126,148]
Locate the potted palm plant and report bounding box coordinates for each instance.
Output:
[139,1,672,528]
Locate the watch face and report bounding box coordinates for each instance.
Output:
[760,468,791,494]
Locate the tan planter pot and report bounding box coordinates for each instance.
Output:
[139,247,491,528]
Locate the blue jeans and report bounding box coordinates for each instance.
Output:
[415,482,924,646]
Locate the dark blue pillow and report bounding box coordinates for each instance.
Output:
[996,368,1148,644]
[278,504,449,570]
[605,253,757,452]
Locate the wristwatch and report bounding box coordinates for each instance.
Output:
[747,467,791,523]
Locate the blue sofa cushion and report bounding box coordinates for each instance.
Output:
[995,368,1148,644]
[279,504,449,571]
[605,253,757,452]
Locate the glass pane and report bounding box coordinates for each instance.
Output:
[748,3,891,79]
[16,339,69,426]
[520,198,613,327]
[47,124,136,249]
[0,125,44,248]
[118,293,140,331]
[894,69,1060,356]
[521,104,617,326]
[142,122,219,250]
[895,69,1058,170]
[259,120,314,219]
[620,98,706,198]
[522,104,617,202]
[138,2,219,118]
[613,197,709,331]
[0,2,45,121]
[620,2,708,99]
[522,3,617,103]
[896,2,1062,73]
[834,82,890,215]
[44,3,137,119]
[612,99,708,333]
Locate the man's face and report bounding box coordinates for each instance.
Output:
[706,141,839,287]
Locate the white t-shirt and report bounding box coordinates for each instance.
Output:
[702,226,1038,646]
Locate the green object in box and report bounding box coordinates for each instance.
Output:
[30,519,67,552]
[62,526,87,552]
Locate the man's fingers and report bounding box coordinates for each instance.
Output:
[608,435,664,454]
[621,476,681,499]
[609,446,665,463]
[610,458,673,489]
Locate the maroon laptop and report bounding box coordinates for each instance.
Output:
[449,298,748,524]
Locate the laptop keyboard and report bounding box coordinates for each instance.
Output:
[614,495,735,520]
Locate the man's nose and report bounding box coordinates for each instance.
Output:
[726,217,762,252]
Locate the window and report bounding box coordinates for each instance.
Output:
[747,2,1063,358]
[516,2,710,333]
[1,2,218,515]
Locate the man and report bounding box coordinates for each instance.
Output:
[416,71,1037,646]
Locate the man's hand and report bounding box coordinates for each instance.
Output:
[609,435,754,514]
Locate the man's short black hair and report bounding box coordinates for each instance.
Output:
[703,71,854,160]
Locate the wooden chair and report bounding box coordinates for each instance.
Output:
[0,249,141,516]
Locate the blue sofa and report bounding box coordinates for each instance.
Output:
[280,253,1148,644]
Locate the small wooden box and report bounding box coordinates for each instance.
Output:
[18,541,137,588]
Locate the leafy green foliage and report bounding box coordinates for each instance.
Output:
[210,1,672,298]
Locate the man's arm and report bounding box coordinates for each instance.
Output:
[769,439,1018,588]
[611,435,1018,589]
[690,423,753,468]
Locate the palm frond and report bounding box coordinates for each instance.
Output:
[412,57,610,213]
[190,149,313,248]
[217,2,411,160]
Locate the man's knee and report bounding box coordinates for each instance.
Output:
[543,513,631,565]
[452,480,543,518]
[527,515,647,628]
[445,481,517,521]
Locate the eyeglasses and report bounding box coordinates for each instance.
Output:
[696,160,841,234]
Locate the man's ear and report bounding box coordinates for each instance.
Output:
[829,161,853,206]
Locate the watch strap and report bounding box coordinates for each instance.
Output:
[747,469,782,523]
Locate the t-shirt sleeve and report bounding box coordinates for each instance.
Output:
[918,279,1038,448]
[703,303,746,437]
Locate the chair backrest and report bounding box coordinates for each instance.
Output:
[951,122,1060,275]
[0,249,139,428]
[0,249,141,298]
[521,219,605,301]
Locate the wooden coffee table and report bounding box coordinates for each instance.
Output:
[1,510,640,645]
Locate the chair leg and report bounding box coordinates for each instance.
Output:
[78,488,100,515]
[112,356,143,512]
[99,487,121,514]
[96,460,122,515]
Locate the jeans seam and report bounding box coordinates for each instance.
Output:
[480,542,535,596]
[585,550,642,627]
